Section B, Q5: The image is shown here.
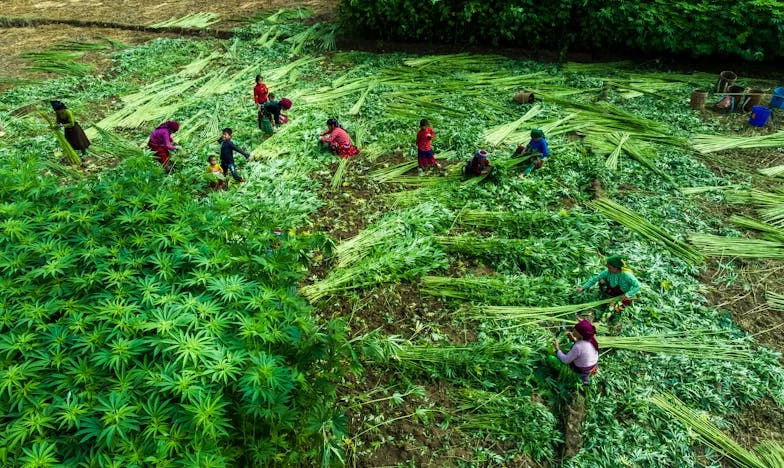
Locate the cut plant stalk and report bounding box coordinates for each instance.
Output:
[150,12,220,29]
[689,234,784,259]
[331,158,349,189]
[39,111,80,165]
[650,393,767,468]
[477,297,618,325]
[590,198,704,264]
[693,131,784,154]
[600,333,753,361]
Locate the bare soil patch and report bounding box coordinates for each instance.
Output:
[0,0,337,27]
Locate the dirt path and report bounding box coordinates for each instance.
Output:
[0,0,337,26]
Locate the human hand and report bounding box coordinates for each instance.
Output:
[552,339,560,351]
[565,331,575,341]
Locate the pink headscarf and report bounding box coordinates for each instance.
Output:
[158,121,180,133]
[575,320,599,351]
[280,98,292,110]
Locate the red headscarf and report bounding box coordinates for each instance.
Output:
[280,98,292,110]
[575,319,599,351]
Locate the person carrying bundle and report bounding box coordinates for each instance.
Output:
[416,119,441,173]
[552,319,599,385]
[576,255,640,313]
[51,100,90,156]
[464,149,492,176]
[217,127,251,184]
[148,120,181,173]
[320,118,359,158]
[516,128,549,178]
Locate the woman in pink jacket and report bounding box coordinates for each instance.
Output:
[553,319,599,385]
[148,121,181,172]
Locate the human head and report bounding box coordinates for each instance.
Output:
[208,155,217,165]
[420,119,429,128]
[574,320,595,341]
[268,93,276,101]
[530,128,544,140]
[606,255,625,273]
[160,121,180,133]
[280,98,292,110]
[50,100,66,112]
[326,118,339,129]
[256,75,262,84]
[222,128,233,140]
[474,149,488,159]
[574,319,599,350]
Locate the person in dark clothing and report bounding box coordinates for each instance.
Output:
[217,127,251,184]
[262,93,293,127]
[465,149,492,177]
[51,100,90,155]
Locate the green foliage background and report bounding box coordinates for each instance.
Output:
[339,0,784,60]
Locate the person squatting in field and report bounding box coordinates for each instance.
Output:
[218,127,251,184]
[51,100,90,156]
[148,120,181,173]
[577,255,641,313]
[517,128,549,178]
[553,319,599,385]
[465,149,492,176]
[320,118,360,158]
[416,119,441,172]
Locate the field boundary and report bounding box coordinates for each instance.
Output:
[0,16,233,38]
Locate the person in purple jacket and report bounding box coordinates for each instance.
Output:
[148,121,181,173]
[553,319,599,385]
[516,128,549,178]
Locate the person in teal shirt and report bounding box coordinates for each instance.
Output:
[577,255,640,310]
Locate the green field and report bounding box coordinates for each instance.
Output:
[1,8,783,467]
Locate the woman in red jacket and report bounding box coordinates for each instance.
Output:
[253,75,269,130]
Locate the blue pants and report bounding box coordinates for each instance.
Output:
[222,163,242,182]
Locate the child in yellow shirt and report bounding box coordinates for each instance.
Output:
[207,155,224,190]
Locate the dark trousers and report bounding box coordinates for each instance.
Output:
[222,163,242,182]
[600,281,632,307]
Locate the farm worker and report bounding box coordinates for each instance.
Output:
[148,120,181,173]
[320,118,360,158]
[464,149,492,176]
[206,155,224,190]
[218,127,251,184]
[576,255,641,311]
[50,100,90,156]
[416,119,441,173]
[263,94,293,127]
[253,75,269,106]
[516,128,549,178]
[552,319,599,385]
